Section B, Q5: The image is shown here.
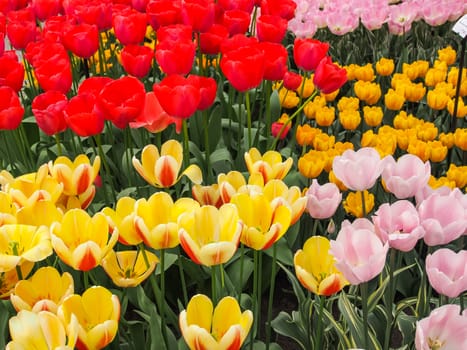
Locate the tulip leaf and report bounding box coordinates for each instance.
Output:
[269,89,281,121]
[155,252,178,275]
[321,306,353,349]
[0,300,12,349]
[210,148,233,167]
[208,105,222,151]
[271,311,308,350]
[225,255,254,292]
[264,238,294,267]
[277,262,306,304]
[395,313,417,346]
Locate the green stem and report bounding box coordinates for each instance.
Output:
[245,90,252,149]
[54,133,62,156]
[361,282,369,350]
[83,271,90,291]
[12,244,23,280]
[315,295,325,350]
[182,120,190,169]
[361,190,367,218]
[250,250,260,350]
[178,247,188,305]
[94,134,114,206]
[383,248,397,350]
[159,249,168,347]
[202,110,212,183]
[265,244,277,350]
[238,243,245,297]
[124,127,134,187]
[211,264,217,304]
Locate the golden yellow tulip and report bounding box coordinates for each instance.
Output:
[434,81,456,97]
[337,96,359,112]
[231,192,291,250]
[407,140,431,162]
[343,191,375,218]
[439,132,455,149]
[339,109,361,131]
[132,140,203,188]
[353,63,375,81]
[303,95,326,119]
[344,63,358,80]
[0,224,52,272]
[50,209,118,271]
[428,141,448,163]
[447,98,467,118]
[428,176,456,190]
[384,88,405,111]
[404,82,426,102]
[416,122,438,142]
[7,310,78,350]
[437,45,457,65]
[277,87,300,109]
[10,266,74,314]
[294,236,348,296]
[354,80,381,105]
[447,164,467,189]
[58,286,120,350]
[454,128,467,151]
[178,204,242,266]
[313,133,335,151]
[402,62,419,80]
[315,106,336,127]
[298,150,326,179]
[244,147,293,183]
[321,89,340,102]
[296,76,315,98]
[217,171,249,204]
[101,249,158,288]
[179,294,253,350]
[363,106,384,127]
[101,196,141,246]
[134,192,199,250]
[375,57,394,76]
[328,170,348,191]
[16,200,63,227]
[427,90,449,110]
[424,68,447,87]
[295,124,321,147]
[0,262,33,299]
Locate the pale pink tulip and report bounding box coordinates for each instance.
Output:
[305,179,342,219]
[415,184,452,207]
[359,4,389,30]
[329,218,389,285]
[332,147,388,191]
[421,1,451,26]
[418,190,467,246]
[372,200,425,252]
[388,2,417,35]
[426,248,467,298]
[326,10,359,36]
[415,304,467,350]
[382,154,431,199]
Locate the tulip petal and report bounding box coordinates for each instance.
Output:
[155,155,180,187]
[186,294,213,332]
[181,164,203,185]
[212,296,242,340]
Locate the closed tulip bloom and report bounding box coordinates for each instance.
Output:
[294,236,348,296]
[244,147,293,183]
[63,23,99,59]
[0,86,24,130]
[223,9,251,36]
[64,93,105,137]
[283,71,302,91]
[375,57,394,76]
[0,53,24,92]
[343,191,375,218]
[293,38,329,71]
[424,68,447,87]
[113,7,147,45]
[295,124,320,147]
[0,224,52,272]
[415,305,467,350]
[306,179,342,220]
[7,310,79,350]
[382,154,431,199]
[298,150,326,179]
[155,39,196,76]
[428,140,448,163]
[332,147,387,191]
[120,44,153,78]
[339,109,361,131]
[407,140,430,162]
[132,141,202,188]
[330,218,389,285]
[426,89,449,110]
[363,106,383,127]
[426,248,467,299]
[217,170,262,204]
[102,249,159,288]
[313,57,348,94]
[178,204,243,266]
[404,82,426,102]
[199,24,229,55]
[258,42,288,81]
[192,184,223,208]
[32,90,68,136]
[179,294,253,350]
[372,200,425,252]
[256,14,287,43]
[354,80,381,105]
[315,106,335,127]
[454,128,467,151]
[384,88,405,110]
[447,164,467,189]
[147,0,182,31]
[10,266,74,314]
[181,0,215,32]
[447,98,467,118]
[58,286,120,350]
[50,209,118,271]
[101,197,141,246]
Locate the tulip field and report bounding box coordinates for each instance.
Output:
[1,0,467,349]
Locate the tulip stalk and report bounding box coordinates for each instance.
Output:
[383,248,397,350]
[265,243,277,350]
[159,248,168,347]
[315,295,325,350]
[361,281,369,350]
[178,247,188,305]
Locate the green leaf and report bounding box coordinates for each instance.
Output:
[208,105,222,151]
[263,238,293,267]
[277,262,306,304]
[225,255,254,291]
[271,311,308,350]
[321,306,353,349]
[269,89,281,120]
[0,300,12,349]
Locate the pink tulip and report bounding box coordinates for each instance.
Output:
[305,179,342,220]
[415,305,467,350]
[382,154,431,199]
[359,5,389,31]
[426,248,467,298]
[421,1,451,26]
[418,190,467,246]
[372,200,425,252]
[329,218,389,285]
[388,2,417,35]
[332,147,388,191]
[325,10,359,36]
[415,184,452,207]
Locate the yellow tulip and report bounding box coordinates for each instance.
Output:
[439,132,455,149]
[294,236,348,296]
[434,81,455,98]
[278,87,300,109]
[298,150,326,179]
[416,122,438,142]
[0,191,17,226]
[244,147,293,183]
[353,63,375,81]
[0,224,52,272]
[101,249,158,288]
[329,170,348,191]
[437,45,457,65]
[101,196,141,246]
[218,171,248,204]
[375,57,394,76]
[363,106,383,127]
[424,68,447,87]
[407,140,431,162]
[447,98,467,118]
[337,96,359,112]
[384,88,405,111]
[10,266,74,314]
[447,164,467,189]
[454,128,467,151]
[135,191,200,250]
[344,63,358,80]
[428,141,448,163]
[192,184,223,208]
[58,286,120,350]
[404,82,426,102]
[315,106,336,127]
[361,130,378,148]
[353,80,381,105]
[343,191,375,218]
[178,204,242,266]
[16,200,63,227]
[295,124,321,147]
[429,176,456,190]
[0,262,34,299]
[7,310,78,350]
[296,76,315,98]
[313,133,335,151]
[231,192,291,250]
[321,89,339,102]
[132,140,203,188]
[50,209,118,271]
[303,95,326,119]
[179,294,253,350]
[339,109,361,131]
[426,89,449,110]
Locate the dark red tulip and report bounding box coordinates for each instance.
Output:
[156,23,193,43]
[153,75,200,119]
[220,45,265,92]
[146,0,182,31]
[293,38,329,72]
[155,39,196,76]
[260,0,296,20]
[256,15,287,43]
[223,9,251,36]
[0,52,24,92]
[120,44,153,78]
[64,93,104,137]
[95,76,146,129]
[282,70,302,90]
[199,24,229,55]
[181,0,215,32]
[0,86,23,130]
[113,7,148,45]
[32,90,68,136]
[217,0,255,12]
[63,22,99,58]
[258,42,287,81]
[32,0,62,21]
[132,0,149,12]
[313,56,348,94]
[189,75,217,111]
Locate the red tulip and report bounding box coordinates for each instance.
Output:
[32,0,62,21]
[64,93,104,137]
[113,7,148,45]
[0,33,4,56]
[282,71,302,90]
[0,86,23,130]
[156,23,193,43]
[32,90,68,136]
[153,75,200,119]
[220,45,265,92]
[271,118,290,140]
[71,0,113,31]
[155,39,196,76]
[95,76,146,129]
[6,16,37,50]
[120,44,153,78]
[34,55,73,93]
[42,15,67,42]
[256,15,287,43]
[199,24,229,55]
[258,42,287,81]
[78,76,113,96]
[218,0,255,12]
[0,52,24,92]
[220,33,258,55]
[223,10,251,36]
[63,22,99,58]
[146,0,182,31]
[293,38,329,72]
[181,0,215,32]
[189,75,217,111]
[260,0,296,20]
[313,56,347,94]
[132,0,149,12]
